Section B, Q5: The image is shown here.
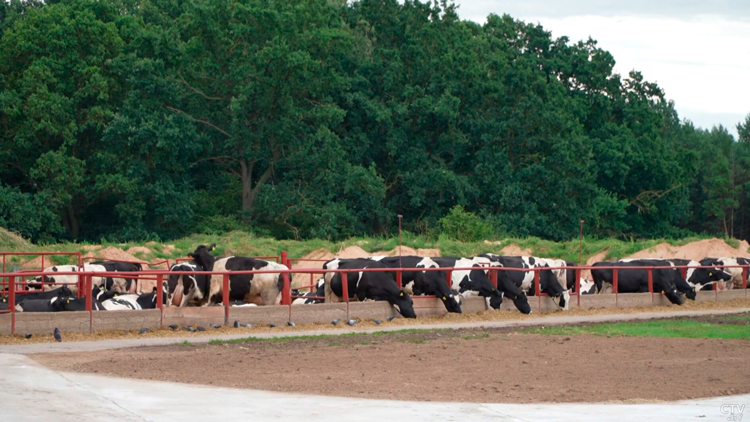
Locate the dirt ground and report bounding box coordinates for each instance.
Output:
[34,318,750,404]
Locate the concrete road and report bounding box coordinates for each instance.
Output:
[1,353,748,422]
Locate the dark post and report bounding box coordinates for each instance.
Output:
[575,267,582,307]
[397,214,403,269]
[156,274,164,310]
[281,271,291,306]
[647,268,654,302]
[86,275,93,332]
[341,270,350,320]
[534,270,541,309]
[578,220,585,266]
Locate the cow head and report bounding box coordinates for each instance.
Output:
[695,258,732,286]
[509,292,532,314]
[658,269,686,305]
[391,290,416,318]
[189,244,217,271]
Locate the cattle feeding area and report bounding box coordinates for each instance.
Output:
[0,245,749,337]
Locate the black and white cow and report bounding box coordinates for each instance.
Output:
[166,261,210,307]
[591,261,685,305]
[430,257,531,314]
[478,255,568,309]
[324,258,417,318]
[15,286,74,303]
[620,258,732,292]
[370,256,462,313]
[90,261,143,293]
[56,296,107,311]
[33,264,108,294]
[101,291,162,310]
[291,278,325,304]
[709,257,750,289]
[14,297,66,312]
[189,244,289,306]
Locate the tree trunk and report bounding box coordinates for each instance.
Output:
[240,159,253,212]
[64,204,79,239]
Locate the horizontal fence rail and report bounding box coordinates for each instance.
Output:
[0,260,747,334]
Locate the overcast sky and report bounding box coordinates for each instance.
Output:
[454,0,749,138]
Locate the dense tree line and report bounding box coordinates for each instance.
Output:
[1,0,749,243]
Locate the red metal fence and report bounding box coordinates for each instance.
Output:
[1,257,748,335]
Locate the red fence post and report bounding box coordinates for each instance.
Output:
[86,275,93,332]
[613,268,619,306]
[743,267,747,298]
[223,273,230,325]
[446,270,452,289]
[647,268,654,302]
[575,268,581,307]
[489,268,497,288]
[341,270,350,320]
[281,271,291,306]
[281,251,288,269]
[9,273,15,335]
[534,270,541,309]
[41,254,44,274]
[396,270,402,289]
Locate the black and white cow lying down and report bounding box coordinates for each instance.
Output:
[370,256,462,313]
[90,260,143,293]
[478,255,568,309]
[591,261,686,305]
[292,278,325,304]
[189,244,289,306]
[430,257,532,314]
[323,258,417,318]
[32,264,108,294]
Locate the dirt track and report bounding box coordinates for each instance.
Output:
[34,321,750,404]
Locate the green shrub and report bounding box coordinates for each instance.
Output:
[438,206,494,242]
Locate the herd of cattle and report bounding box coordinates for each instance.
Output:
[2,244,748,318]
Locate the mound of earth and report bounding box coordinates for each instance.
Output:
[126,246,152,256]
[500,244,532,256]
[624,239,750,261]
[84,247,153,269]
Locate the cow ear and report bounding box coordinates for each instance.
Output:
[209,243,217,251]
[187,253,195,258]
[152,287,157,293]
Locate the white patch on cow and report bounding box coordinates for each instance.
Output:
[102,295,141,310]
[485,296,491,309]
[369,256,386,261]
[416,257,439,269]
[403,281,415,295]
[231,303,258,307]
[579,279,596,294]
[561,291,570,310]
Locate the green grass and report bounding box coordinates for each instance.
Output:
[524,320,750,340]
[207,328,451,346]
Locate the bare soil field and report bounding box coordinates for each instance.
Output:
[34,319,750,404]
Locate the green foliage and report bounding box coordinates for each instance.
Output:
[438,205,494,242]
[0,0,748,243]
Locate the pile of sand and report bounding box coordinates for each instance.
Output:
[500,244,532,256]
[126,246,152,256]
[623,239,750,261]
[84,247,151,269]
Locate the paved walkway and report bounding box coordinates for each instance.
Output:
[1,353,747,422]
[2,307,748,354]
[2,308,749,421]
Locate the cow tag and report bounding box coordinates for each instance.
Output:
[399,292,404,297]
[709,272,713,276]
[661,291,665,294]
[442,296,447,300]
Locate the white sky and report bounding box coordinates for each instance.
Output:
[455,1,750,138]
